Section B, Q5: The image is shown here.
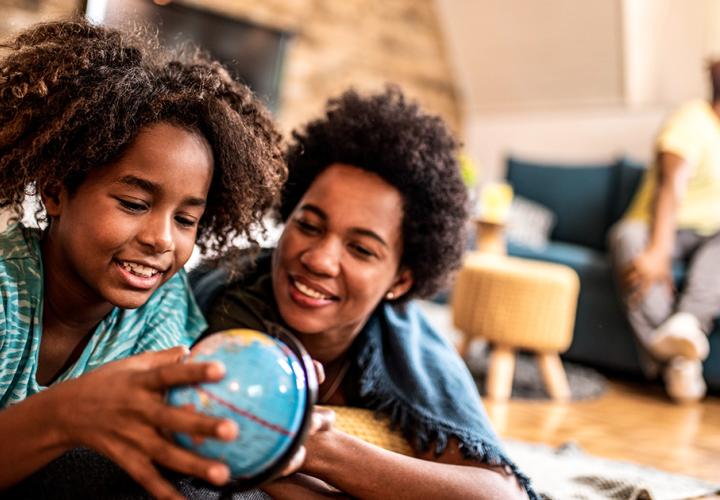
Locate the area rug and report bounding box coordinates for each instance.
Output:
[505,440,720,500]
[466,346,608,400]
[416,300,608,400]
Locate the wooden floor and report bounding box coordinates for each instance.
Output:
[484,378,720,484]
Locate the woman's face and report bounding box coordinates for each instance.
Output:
[43,122,213,310]
[272,163,413,341]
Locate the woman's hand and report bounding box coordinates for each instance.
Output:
[51,346,238,500]
[621,247,673,303]
[277,361,335,477]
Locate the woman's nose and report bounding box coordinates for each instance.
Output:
[137,214,174,254]
[300,238,340,277]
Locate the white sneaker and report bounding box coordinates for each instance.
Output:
[648,312,710,361]
[664,357,707,404]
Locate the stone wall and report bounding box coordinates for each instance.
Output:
[0,0,461,135]
[182,0,461,135]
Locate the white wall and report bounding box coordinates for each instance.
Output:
[435,0,720,182]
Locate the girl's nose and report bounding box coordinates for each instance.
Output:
[137,214,174,254]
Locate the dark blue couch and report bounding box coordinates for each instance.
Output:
[505,156,720,391]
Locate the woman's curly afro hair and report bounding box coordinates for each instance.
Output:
[282,87,469,300]
[0,19,286,254]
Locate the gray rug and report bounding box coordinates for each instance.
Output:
[505,440,720,500]
[415,299,608,400]
[465,345,608,400]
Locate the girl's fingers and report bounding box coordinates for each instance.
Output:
[149,439,232,487]
[107,440,186,500]
[144,401,238,441]
[142,360,226,390]
[131,346,191,370]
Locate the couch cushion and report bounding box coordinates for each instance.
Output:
[506,157,616,251]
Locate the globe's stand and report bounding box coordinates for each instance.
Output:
[168,327,318,492]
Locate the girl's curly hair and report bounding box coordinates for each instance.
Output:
[282,87,469,300]
[0,19,286,254]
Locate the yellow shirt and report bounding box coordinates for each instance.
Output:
[625,100,720,235]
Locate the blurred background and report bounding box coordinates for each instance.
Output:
[2,1,719,496]
[7,0,719,182]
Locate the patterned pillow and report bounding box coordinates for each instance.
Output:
[506,196,556,249]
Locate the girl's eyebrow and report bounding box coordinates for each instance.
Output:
[116,175,206,206]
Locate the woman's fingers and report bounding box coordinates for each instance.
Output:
[309,407,335,434]
[312,360,325,385]
[278,445,306,477]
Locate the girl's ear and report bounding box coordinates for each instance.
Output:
[386,268,414,301]
[40,182,63,217]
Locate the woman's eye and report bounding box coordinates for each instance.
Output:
[117,199,147,212]
[350,243,376,259]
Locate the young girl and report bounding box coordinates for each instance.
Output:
[0,19,285,499]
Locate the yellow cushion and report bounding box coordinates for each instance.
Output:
[323,405,413,456]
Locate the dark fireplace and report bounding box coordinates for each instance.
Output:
[83,0,291,112]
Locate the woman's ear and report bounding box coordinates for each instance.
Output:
[386,268,414,301]
[40,182,64,217]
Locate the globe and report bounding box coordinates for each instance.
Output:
[167,328,317,485]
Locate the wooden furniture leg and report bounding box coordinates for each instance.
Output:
[537,352,571,401]
[487,345,515,400]
[456,332,472,358]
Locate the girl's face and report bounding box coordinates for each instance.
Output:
[272,164,413,342]
[43,122,213,310]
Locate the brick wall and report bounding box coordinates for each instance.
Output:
[182,0,461,134]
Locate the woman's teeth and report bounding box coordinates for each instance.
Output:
[295,280,331,300]
[121,261,159,278]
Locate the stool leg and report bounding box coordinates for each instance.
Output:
[537,352,571,401]
[456,333,472,358]
[487,345,515,401]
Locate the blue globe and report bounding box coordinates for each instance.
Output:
[168,329,315,481]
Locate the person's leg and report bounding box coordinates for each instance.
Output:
[607,220,675,352]
[648,230,710,362]
[677,230,720,331]
[658,230,714,403]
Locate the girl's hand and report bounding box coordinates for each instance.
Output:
[50,346,237,500]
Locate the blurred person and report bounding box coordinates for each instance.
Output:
[608,61,720,403]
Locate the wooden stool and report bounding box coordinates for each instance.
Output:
[452,252,580,401]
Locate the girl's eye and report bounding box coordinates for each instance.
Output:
[175,215,197,228]
[118,198,147,212]
[295,219,321,234]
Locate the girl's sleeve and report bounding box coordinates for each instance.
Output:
[135,270,208,352]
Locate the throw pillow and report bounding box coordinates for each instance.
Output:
[506,195,556,249]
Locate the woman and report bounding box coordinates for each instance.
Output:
[198,88,534,499]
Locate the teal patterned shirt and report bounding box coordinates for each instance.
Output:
[0,224,207,407]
